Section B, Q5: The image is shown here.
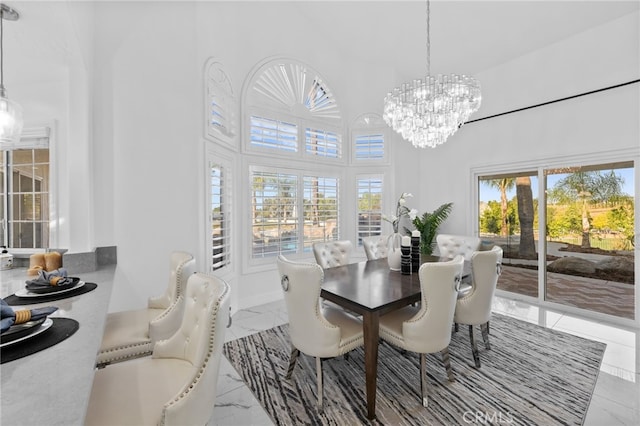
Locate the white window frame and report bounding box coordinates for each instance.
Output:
[204,142,234,277]
[1,123,57,250]
[471,147,639,328]
[204,58,237,149]
[355,174,384,246]
[244,159,345,271]
[350,113,389,165]
[242,58,344,162]
[245,107,344,163]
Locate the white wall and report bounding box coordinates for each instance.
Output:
[92,2,201,310]
[416,11,640,236]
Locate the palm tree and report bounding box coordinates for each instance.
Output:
[516,176,536,257]
[484,178,515,236]
[547,170,624,248]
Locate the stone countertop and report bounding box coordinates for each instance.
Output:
[1,266,115,426]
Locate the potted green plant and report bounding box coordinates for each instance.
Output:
[409,202,453,255]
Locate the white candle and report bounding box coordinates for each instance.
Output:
[402,236,411,246]
[412,230,421,237]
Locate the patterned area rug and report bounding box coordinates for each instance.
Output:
[223,313,605,425]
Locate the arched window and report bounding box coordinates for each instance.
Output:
[205,59,236,147]
[243,58,344,264]
[244,59,342,159]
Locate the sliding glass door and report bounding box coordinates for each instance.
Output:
[478,172,539,298]
[544,162,635,319]
[478,161,635,320]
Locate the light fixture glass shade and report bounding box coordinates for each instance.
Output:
[383,74,481,148]
[0,93,23,147]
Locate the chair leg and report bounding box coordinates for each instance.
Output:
[454,323,459,332]
[480,322,491,350]
[469,325,481,368]
[487,320,490,334]
[285,346,300,379]
[420,353,428,407]
[441,347,455,382]
[316,357,324,412]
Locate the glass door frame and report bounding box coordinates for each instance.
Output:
[471,148,639,328]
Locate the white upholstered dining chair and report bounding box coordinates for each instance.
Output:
[436,234,481,261]
[454,246,503,368]
[96,251,196,367]
[277,255,364,412]
[312,240,353,268]
[86,273,230,426]
[362,235,389,260]
[378,255,464,408]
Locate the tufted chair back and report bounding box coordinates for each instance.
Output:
[153,273,230,425]
[362,235,389,260]
[87,273,230,426]
[96,251,196,366]
[402,256,464,354]
[148,251,196,310]
[277,255,343,358]
[148,252,196,342]
[312,240,353,268]
[436,234,481,261]
[455,246,503,326]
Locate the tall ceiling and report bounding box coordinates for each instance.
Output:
[3,1,639,85]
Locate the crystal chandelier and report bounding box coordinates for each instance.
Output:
[383,0,481,148]
[0,3,22,148]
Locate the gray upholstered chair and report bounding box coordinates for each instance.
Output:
[436,234,481,261]
[96,251,196,367]
[454,246,503,368]
[86,273,230,426]
[362,235,389,260]
[312,240,353,268]
[378,255,464,408]
[277,255,364,412]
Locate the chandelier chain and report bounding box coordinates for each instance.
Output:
[426,0,430,76]
[1,7,4,89]
[383,0,482,148]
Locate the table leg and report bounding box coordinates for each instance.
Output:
[363,311,379,420]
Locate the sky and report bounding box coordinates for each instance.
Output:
[479,167,635,203]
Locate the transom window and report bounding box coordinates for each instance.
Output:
[250,116,297,152]
[351,114,388,163]
[355,134,384,160]
[305,128,341,158]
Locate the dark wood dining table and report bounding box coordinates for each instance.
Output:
[321,255,469,420]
